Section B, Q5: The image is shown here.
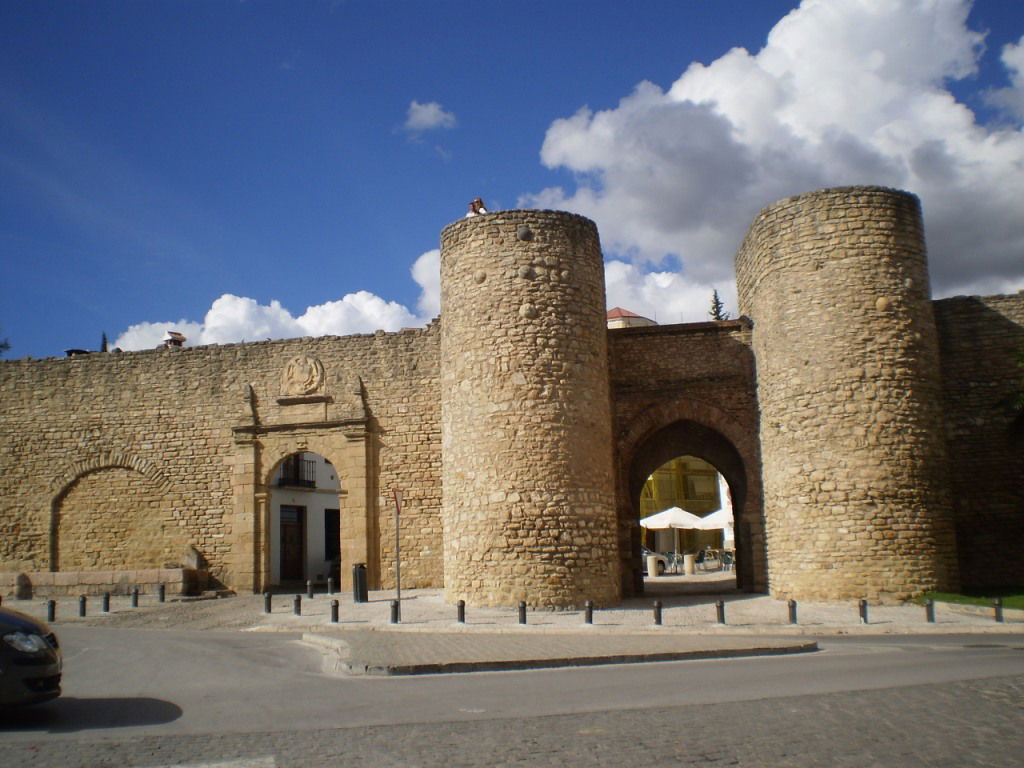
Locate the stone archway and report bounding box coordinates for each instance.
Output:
[229,422,378,593]
[614,398,764,596]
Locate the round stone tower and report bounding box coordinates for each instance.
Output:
[440,210,620,609]
[735,187,959,602]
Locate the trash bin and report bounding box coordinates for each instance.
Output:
[646,555,661,578]
[352,562,368,603]
[683,554,696,575]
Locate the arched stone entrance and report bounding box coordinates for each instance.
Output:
[228,422,379,593]
[614,399,765,596]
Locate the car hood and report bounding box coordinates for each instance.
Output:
[0,607,52,636]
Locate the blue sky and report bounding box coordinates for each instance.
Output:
[2,0,1022,358]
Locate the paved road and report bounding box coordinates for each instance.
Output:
[3,628,1023,766]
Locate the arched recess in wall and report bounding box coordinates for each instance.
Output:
[49,452,181,572]
[615,398,765,593]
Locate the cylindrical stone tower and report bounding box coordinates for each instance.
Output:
[735,187,959,602]
[440,210,620,609]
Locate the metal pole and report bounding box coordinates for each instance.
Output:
[994,598,1004,623]
[716,599,726,624]
[293,594,301,616]
[102,592,110,613]
[264,592,272,614]
[47,599,56,622]
[131,586,139,607]
[584,600,594,625]
[327,577,335,596]
[392,489,403,622]
[330,599,339,624]
[390,599,400,624]
[158,584,165,603]
[79,595,87,617]
[457,599,465,624]
[653,600,662,626]
[788,599,798,625]
[926,599,935,623]
[518,600,527,625]
[307,580,314,599]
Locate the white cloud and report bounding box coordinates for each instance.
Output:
[604,260,737,325]
[403,100,456,133]
[113,249,441,351]
[411,248,441,319]
[522,0,1024,302]
[985,35,1024,120]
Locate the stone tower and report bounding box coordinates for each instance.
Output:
[439,210,620,609]
[735,187,959,601]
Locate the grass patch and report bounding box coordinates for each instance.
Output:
[918,587,1024,611]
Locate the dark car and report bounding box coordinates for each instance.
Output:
[0,606,62,706]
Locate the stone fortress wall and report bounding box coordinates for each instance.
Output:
[736,187,959,601]
[0,329,444,594]
[1,185,1020,605]
[440,211,619,608]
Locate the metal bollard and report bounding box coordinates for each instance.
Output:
[330,599,339,624]
[390,599,400,624]
[102,592,110,613]
[158,584,165,603]
[716,600,726,625]
[47,599,56,622]
[584,600,594,625]
[926,599,935,623]
[307,580,314,599]
[79,595,87,617]
[293,594,301,616]
[859,599,869,624]
[518,601,527,625]
[264,592,272,614]
[994,598,1004,623]
[131,587,139,608]
[327,577,335,596]
[457,599,466,624]
[788,599,798,625]
[352,563,368,603]
[653,600,662,626]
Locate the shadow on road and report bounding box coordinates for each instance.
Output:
[0,696,182,732]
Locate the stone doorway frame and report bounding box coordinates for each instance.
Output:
[229,419,379,593]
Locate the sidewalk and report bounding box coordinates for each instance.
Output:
[7,573,1021,676]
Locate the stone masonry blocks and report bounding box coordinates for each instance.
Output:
[736,186,960,602]
[440,210,620,609]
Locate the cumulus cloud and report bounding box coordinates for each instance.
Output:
[113,249,441,351]
[985,35,1024,120]
[403,100,456,133]
[522,0,1024,307]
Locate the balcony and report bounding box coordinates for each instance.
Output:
[277,456,316,489]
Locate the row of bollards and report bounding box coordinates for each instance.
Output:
[261,593,1012,628]
[34,586,167,622]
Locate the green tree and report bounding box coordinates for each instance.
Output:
[708,289,730,321]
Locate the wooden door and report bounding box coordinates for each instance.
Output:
[279,505,305,581]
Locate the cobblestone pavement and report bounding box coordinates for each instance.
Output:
[7,674,1024,767]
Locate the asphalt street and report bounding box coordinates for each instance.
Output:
[3,627,1022,766]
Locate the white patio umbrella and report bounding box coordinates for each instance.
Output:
[639,506,705,556]
[638,506,706,530]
